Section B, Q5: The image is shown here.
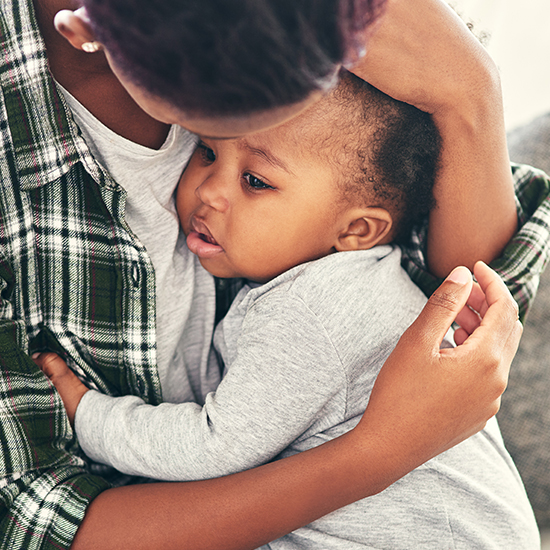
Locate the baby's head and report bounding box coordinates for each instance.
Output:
[177,70,439,283]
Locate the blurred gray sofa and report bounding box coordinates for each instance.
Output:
[499,112,550,527]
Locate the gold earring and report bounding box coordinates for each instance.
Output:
[81,41,102,53]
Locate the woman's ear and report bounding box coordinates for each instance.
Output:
[53,8,102,53]
[334,207,393,252]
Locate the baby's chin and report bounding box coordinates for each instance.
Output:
[199,260,277,285]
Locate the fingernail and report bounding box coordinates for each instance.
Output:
[32,352,40,359]
[448,266,471,285]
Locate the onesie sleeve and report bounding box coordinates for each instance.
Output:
[75,290,346,481]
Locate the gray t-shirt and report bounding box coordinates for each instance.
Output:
[76,246,539,548]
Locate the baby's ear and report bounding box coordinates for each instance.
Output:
[335,207,393,252]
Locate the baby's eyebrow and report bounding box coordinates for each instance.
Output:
[240,140,294,175]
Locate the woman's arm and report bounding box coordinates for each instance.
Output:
[70,264,521,550]
[351,0,517,276]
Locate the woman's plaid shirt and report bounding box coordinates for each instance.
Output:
[1,0,549,548]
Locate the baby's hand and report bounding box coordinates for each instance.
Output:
[33,352,89,426]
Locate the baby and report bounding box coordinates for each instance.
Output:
[37,72,538,548]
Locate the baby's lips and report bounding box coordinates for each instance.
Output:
[186,230,224,259]
[190,216,218,245]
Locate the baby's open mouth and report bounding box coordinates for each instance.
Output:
[198,232,218,246]
[187,217,224,259]
[190,216,218,244]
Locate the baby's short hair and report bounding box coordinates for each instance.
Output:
[309,71,440,243]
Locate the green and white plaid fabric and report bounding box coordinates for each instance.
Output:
[0,0,549,548]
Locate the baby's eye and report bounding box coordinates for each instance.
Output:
[243,173,275,191]
[197,143,216,163]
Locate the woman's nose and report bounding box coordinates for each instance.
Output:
[195,175,230,212]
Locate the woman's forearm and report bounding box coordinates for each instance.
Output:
[426,65,517,276]
[71,430,381,550]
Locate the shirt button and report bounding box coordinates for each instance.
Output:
[131,261,140,288]
[136,378,145,394]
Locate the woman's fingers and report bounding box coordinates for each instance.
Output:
[404,265,473,349]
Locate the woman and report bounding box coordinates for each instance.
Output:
[0,0,534,548]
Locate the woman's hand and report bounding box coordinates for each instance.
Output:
[357,262,522,480]
[33,352,89,426]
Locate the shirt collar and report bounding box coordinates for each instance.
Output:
[0,0,83,191]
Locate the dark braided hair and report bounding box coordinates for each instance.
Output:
[83,0,386,117]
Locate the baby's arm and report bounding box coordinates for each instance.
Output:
[37,293,347,481]
[352,0,516,275]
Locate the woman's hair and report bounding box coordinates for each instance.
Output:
[83,0,386,117]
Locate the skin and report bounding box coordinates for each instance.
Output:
[24,0,523,547]
[180,137,349,282]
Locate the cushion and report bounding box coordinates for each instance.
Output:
[498,113,550,527]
